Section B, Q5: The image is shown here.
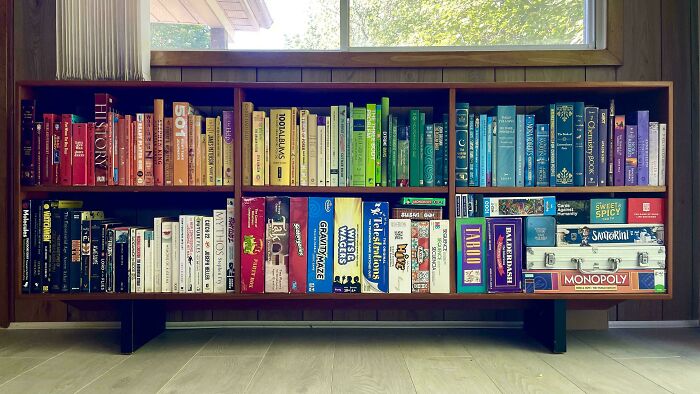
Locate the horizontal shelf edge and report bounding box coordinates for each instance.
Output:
[455,186,667,194]
[21,186,235,193]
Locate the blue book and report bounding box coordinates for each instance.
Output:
[496,105,516,187]
[585,107,599,186]
[524,115,535,187]
[455,103,469,187]
[598,109,608,186]
[535,124,549,186]
[555,103,575,186]
[486,116,494,186]
[549,104,556,186]
[479,114,488,187]
[515,114,525,187]
[573,102,585,186]
[473,115,481,186]
[424,123,435,186]
[362,201,389,293]
[636,110,650,185]
[467,113,476,186]
[625,125,638,186]
[307,197,334,293]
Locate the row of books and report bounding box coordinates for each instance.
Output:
[20,199,236,294]
[241,100,449,188]
[455,101,668,187]
[240,196,449,293]
[20,96,234,187]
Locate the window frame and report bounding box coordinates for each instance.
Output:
[150,0,622,68]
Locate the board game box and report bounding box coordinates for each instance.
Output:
[627,198,665,224]
[556,224,664,246]
[411,220,430,293]
[362,201,389,293]
[265,196,289,293]
[388,219,411,293]
[487,218,522,293]
[308,197,334,293]
[590,198,626,224]
[429,220,450,293]
[483,196,556,217]
[334,197,362,293]
[289,197,308,293]
[523,269,666,293]
[555,200,590,224]
[456,217,486,293]
[391,208,442,220]
[240,197,265,293]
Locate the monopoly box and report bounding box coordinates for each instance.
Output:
[523,269,666,293]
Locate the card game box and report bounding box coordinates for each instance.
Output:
[307,197,334,293]
[362,201,389,293]
[334,198,362,293]
[429,220,450,293]
[388,219,412,293]
[411,220,430,293]
[487,218,522,293]
[240,197,265,293]
[265,197,289,293]
[590,198,626,224]
[523,269,666,293]
[524,216,556,247]
[556,224,664,247]
[483,196,556,217]
[555,200,590,224]
[456,217,486,293]
[289,197,308,293]
[391,208,443,220]
[627,198,665,224]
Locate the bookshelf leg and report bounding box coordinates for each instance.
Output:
[120,300,166,354]
[523,300,567,353]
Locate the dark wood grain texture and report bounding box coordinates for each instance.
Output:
[0,0,11,328]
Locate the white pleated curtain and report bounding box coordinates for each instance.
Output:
[56,0,151,80]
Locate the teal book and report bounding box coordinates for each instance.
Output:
[424,123,435,186]
[516,114,525,187]
[347,102,353,186]
[474,115,480,186]
[375,104,382,186]
[467,113,476,186]
[391,116,398,186]
[455,103,469,187]
[573,101,585,186]
[479,114,487,187]
[365,104,376,187]
[442,113,449,187]
[491,115,498,185]
[397,125,410,186]
[351,107,366,186]
[555,103,575,186]
[486,116,493,186]
[456,217,486,293]
[409,109,421,186]
[524,115,536,187]
[419,112,425,186]
[549,104,556,186]
[380,97,389,186]
[496,105,516,187]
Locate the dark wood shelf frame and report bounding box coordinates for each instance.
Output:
[8,80,674,354]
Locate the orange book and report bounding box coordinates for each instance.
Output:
[144,113,154,186]
[163,117,173,186]
[173,102,191,185]
[187,114,197,185]
[153,99,165,186]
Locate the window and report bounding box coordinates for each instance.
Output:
[150,0,600,51]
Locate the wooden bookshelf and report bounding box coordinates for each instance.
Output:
[8,80,674,353]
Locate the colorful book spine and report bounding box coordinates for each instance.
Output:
[163,117,173,186]
[308,197,334,293]
[338,106,347,187]
[20,100,36,185]
[144,113,154,186]
[486,116,494,186]
[351,108,366,186]
[265,196,290,293]
[222,111,234,186]
[388,219,411,293]
[554,103,575,186]
[60,114,77,185]
[515,114,525,187]
[607,100,616,185]
[241,102,253,185]
[215,116,223,185]
[213,209,226,293]
[362,201,388,293]
[535,124,549,187]
[201,219,214,291]
[625,125,638,186]
[389,116,398,186]
[613,115,626,186]
[173,102,190,185]
[226,198,235,292]
[648,121,659,186]
[318,117,326,186]
[636,111,650,186]
[496,105,516,186]
[429,220,450,294]
[32,122,43,185]
[410,221,430,293]
[598,109,608,186]
[325,115,331,186]
[397,125,410,187]
[455,103,469,187]
[467,113,476,186]
[270,109,291,186]
[194,216,203,293]
[584,107,598,186]
[473,116,481,187]
[289,108,298,186]
[442,113,449,186]
[380,97,389,186]
[333,198,362,293]
[524,115,535,187]
[659,123,667,186]
[375,104,382,186]
[479,114,488,187]
[424,123,435,187]
[187,114,197,186]
[410,109,423,186]
[252,111,266,186]
[573,102,585,186]
[419,112,425,186]
[289,197,308,293]
[71,123,88,186]
[308,113,318,186]
[365,104,377,187]
[299,110,310,186]
[94,94,115,185]
[347,103,353,186]
[240,197,265,293]
[330,106,339,187]
[135,114,146,185]
[456,217,486,293]
[548,104,556,186]
[153,99,164,186]
[205,117,216,185]
[487,218,522,293]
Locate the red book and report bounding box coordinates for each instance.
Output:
[41,114,58,185]
[627,198,665,224]
[289,197,308,293]
[126,117,134,186]
[240,197,265,293]
[117,117,128,186]
[60,114,79,185]
[86,123,96,186]
[71,123,88,185]
[144,113,154,186]
[94,94,115,186]
[153,99,165,186]
[106,112,119,185]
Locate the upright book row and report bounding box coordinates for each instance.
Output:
[21,199,236,294]
[20,97,235,187]
[455,101,667,187]
[241,99,449,188]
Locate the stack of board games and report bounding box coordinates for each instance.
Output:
[20,198,236,294]
[239,100,449,188]
[239,196,450,294]
[454,101,667,188]
[19,97,235,187]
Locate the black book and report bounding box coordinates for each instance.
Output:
[20,100,36,185]
[29,200,43,293]
[90,220,120,293]
[41,200,82,293]
[21,201,33,293]
[60,210,72,292]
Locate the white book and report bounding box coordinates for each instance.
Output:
[171,221,180,293]
[144,230,154,293]
[135,229,145,293]
[388,219,412,294]
[213,209,227,293]
[202,216,214,293]
[429,220,450,294]
[317,121,326,186]
[161,221,173,293]
[226,198,235,292]
[194,216,203,293]
[325,116,331,186]
[330,106,339,186]
[648,122,659,186]
[180,215,194,293]
[338,105,347,187]
[153,218,164,293]
[129,227,138,293]
[252,111,266,186]
[308,114,318,186]
[264,116,270,185]
[299,109,309,186]
[658,123,667,187]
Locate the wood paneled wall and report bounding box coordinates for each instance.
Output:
[10,0,698,323]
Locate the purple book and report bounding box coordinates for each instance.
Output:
[625,125,638,186]
[613,115,626,186]
[486,218,522,293]
[636,111,649,185]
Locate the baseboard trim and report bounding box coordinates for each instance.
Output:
[8,322,121,330]
[166,320,524,329]
[609,320,700,329]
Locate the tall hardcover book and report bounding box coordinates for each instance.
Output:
[317,117,326,186]
[535,124,549,187]
[613,115,626,186]
[455,103,469,186]
[265,196,290,293]
[443,113,449,186]
[487,218,522,293]
[60,114,79,185]
[213,209,227,293]
[410,220,430,293]
[153,99,165,185]
[572,102,585,186]
[205,117,216,185]
[308,113,318,186]
[252,111,266,185]
[496,105,516,186]
[625,125,638,186]
[362,201,388,293]
[226,198,235,292]
[41,114,58,185]
[222,111,234,186]
[584,107,599,186]
[161,221,173,292]
[173,102,191,185]
[347,104,354,185]
[366,104,377,186]
[325,115,331,186]
[94,94,115,185]
[299,110,310,186]
[290,108,298,186]
[338,106,348,187]
[456,217,486,293]
[418,112,425,186]
[145,113,156,186]
[435,121,444,186]
[241,197,265,293]
[515,114,525,187]
[80,210,103,292]
[289,197,308,293]
[264,117,270,185]
[429,220,450,294]
[607,99,616,185]
[424,123,435,187]
[171,222,180,292]
[241,102,253,185]
[598,108,608,186]
[468,113,475,186]
[351,108,366,186]
[548,104,556,186]
[471,115,480,186]
[388,219,411,294]
[215,116,223,185]
[380,98,389,186]
[397,125,410,187]
[270,109,292,186]
[554,103,575,186]
[524,115,535,187]
[486,116,494,186]
[144,229,155,293]
[135,114,146,185]
[71,123,88,185]
[375,104,382,186]
[308,197,334,293]
[636,110,650,185]
[334,198,362,293]
[114,228,129,292]
[20,100,36,185]
[330,106,339,186]
[409,109,422,186]
[649,121,660,186]
[196,116,205,186]
[659,123,667,186]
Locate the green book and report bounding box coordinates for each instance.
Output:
[388,115,397,186]
[400,197,446,206]
[352,107,366,186]
[380,97,389,187]
[365,104,376,187]
[419,112,425,186]
[424,123,435,186]
[409,109,420,186]
[375,104,382,186]
[347,102,353,186]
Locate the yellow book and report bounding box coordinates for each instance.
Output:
[252,111,266,186]
[289,107,298,186]
[307,113,318,186]
[215,116,223,185]
[333,197,362,292]
[264,116,270,185]
[269,109,292,186]
[205,117,216,186]
[223,112,234,186]
[241,102,254,185]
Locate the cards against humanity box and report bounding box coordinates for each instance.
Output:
[627,198,665,224]
[487,218,522,293]
[590,198,626,224]
[265,196,289,293]
[307,197,334,293]
[411,220,430,293]
[483,196,556,217]
[289,197,308,293]
[362,201,389,293]
[429,220,450,293]
[456,217,486,293]
[388,219,412,294]
[555,200,590,224]
[333,197,362,293]
[240,197,265,293]
[523,269,666,293]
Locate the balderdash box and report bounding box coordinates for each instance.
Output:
[388,219,411,293]
[333,198,362,293]
[429,220,450,293]
[363,202,389,293]
[487,218,522,293]
[307,197,334,293]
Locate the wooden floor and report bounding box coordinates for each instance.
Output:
[0,327,698,393]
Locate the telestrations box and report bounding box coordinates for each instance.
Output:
[388,219,412,293]
[487,218,522,293]
[556,224,664,247]
[456,217,486,293]
[523,269,666,293]
[411,221,430,293]
[590,198,626,224]
[240,197,265,293]
[289,197,308,293]
[334,197,362,293]
[307,197,334,293]
[362,201,389,293]
[627,198,665,224]
[429,220,450,293]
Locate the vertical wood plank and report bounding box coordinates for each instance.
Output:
[331,68,375,82]
[301,68,331,82]
[0,0,10,327]
[257,68,302,82]
[13,0,56,80]
[211,67,256,82]
[151,67,183,82]
[442,68,495,82]
[375,68,442,82]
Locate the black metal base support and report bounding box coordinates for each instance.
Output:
[120,300,166,354]
[523,300,567,353]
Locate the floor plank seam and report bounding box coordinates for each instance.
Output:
[155,333,217,394]
[535,350,589,393]
[242,330,275,394]
[459,337,504,393]
[74,354,132,394]
[0,347,70,389]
